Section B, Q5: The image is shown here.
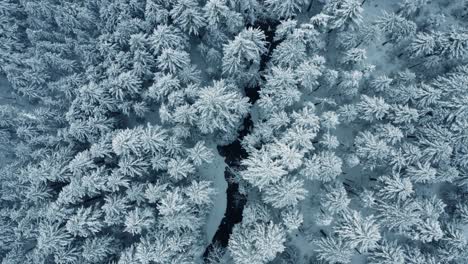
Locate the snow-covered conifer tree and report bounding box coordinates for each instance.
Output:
[271,38,307,67]
[335,210,381,252]
[262,177,308,208]
[357,95,390,122]
[368,240,405,264]
[192,79,250,135]
[301,151,343,182]
[376,12,417,45]
[355,131,391,169]
[124,207,155,235]
[66,207,103,237]
[314,235,353,264]
[170,0,206,35]
[149,25,188,55]
[320,182,351,215]
[328,0,363,31]
[378,173,413,201]
[156,48,191,73]
[222,28,267,76]
[258,66,301,112]
[439,30,468,59]
[407,32,437,58]
[228,221,286,264]
[265,0,307,19]
[281,207,304,232]
[184,180,216,207]
[241,148,288,190]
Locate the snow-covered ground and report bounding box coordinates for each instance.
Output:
[201,141,228,244]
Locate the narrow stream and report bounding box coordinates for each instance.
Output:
[203,116,251,257]
[202,21,278,261]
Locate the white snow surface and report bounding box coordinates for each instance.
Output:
[201,141,228,244]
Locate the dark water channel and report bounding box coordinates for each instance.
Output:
[202,21,278,261]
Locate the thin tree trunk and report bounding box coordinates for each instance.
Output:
[361,0,368,6]
[0,96,16,100]
[382,39,391,46]
[343,183,358,196]
[307,0,314,12]
[308,84,322,94]
[320,229,328,237]
[0,96,26,107]
[83,195,103,205]
[354,39,364,48]
[0,127,15,134]
[408,60,425,69]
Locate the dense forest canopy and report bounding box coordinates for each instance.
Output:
[0,0,468,263]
